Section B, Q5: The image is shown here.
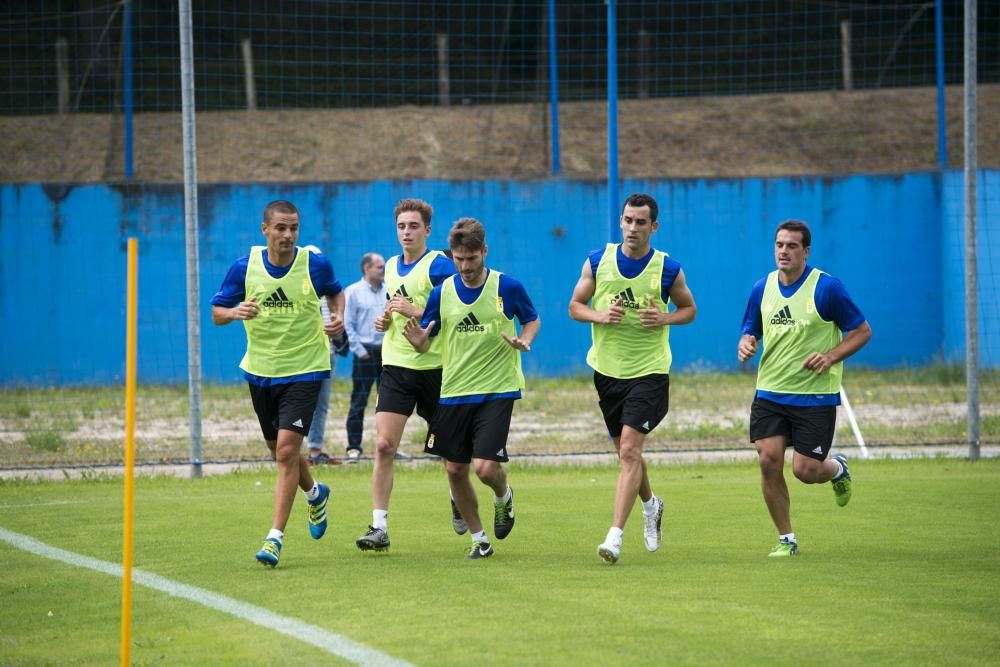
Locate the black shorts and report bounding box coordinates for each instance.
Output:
[424,399,514,464]
[593,372,670,438]
[749,397,837,461]
[375,365,442,423]
[248,381,323,442]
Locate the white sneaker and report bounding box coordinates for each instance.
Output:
[643,496,665,552]
[597,540,621,564]
[346,449,361,462]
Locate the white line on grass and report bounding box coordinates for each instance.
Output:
[0,527,414,667]
[0,500,92,510]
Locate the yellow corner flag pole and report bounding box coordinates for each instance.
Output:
[121,237,138,666]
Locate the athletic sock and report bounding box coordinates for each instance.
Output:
[606,527,624,544]
[641,496,657,514]
[266,529,284,543]
[471,530,487,543]
[373,510,388,531]
[304,482,320,502]
[494,486,512,503]
[831,458,845,480]
[780,532,796,543]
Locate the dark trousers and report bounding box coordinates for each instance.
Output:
[346,344,383,451]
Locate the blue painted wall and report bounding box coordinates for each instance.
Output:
[941,170,1000,364]
[2,172,995,385]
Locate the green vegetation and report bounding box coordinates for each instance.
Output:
[23,428,63,453]
[1,459,998,665]
[0,368,996,467]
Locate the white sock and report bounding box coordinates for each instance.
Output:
[831,458,845,479]
[606,527,623,544]
[266,529,284,542]
[641,496,657,514]
[780,532,796,543]
[471,530,487,543]
[373,510,388,531]
[494,486,512,503]
[304,482,320,502]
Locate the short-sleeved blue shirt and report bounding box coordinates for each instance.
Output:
[211,247,343,385]
[394,251,456,288]
[740,265,866,406]
[421,269,538,404]
[588,245,682,302]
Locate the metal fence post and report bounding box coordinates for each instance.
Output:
[963,0,979,461]
[178,0,203,477]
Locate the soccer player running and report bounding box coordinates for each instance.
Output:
[355,199,460,552]
[737,220,872,557]
[211,200,345,568]
[403,218,540,559]
[569,193,696,565]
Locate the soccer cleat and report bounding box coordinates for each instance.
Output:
[768,537,799,558]
[451,498,469,535]
[597,540,621,565]
[493,487,515,540]
[308,451,341,466]
[307,483,331,539]
[642,496,665,552]
[831,454,852,507]
[255,538,282,567]
[356,525,390,551]
[466,540,494,559]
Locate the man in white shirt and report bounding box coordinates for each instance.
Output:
[302,245,349,465]
[343,253,387,460]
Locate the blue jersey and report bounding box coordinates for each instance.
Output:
[588,245,682,303]
[211,247,343,386]
[421,269,538,405]
[741,265,866,407]
[395,251,457,287]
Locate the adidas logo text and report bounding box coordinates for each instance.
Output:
[392,285,414,304]
[456,312,486,333]
[262,287,294,311]
[610,287,641,310]
[769,305,795,326]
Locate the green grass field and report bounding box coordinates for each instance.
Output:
[2,458,998,665]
